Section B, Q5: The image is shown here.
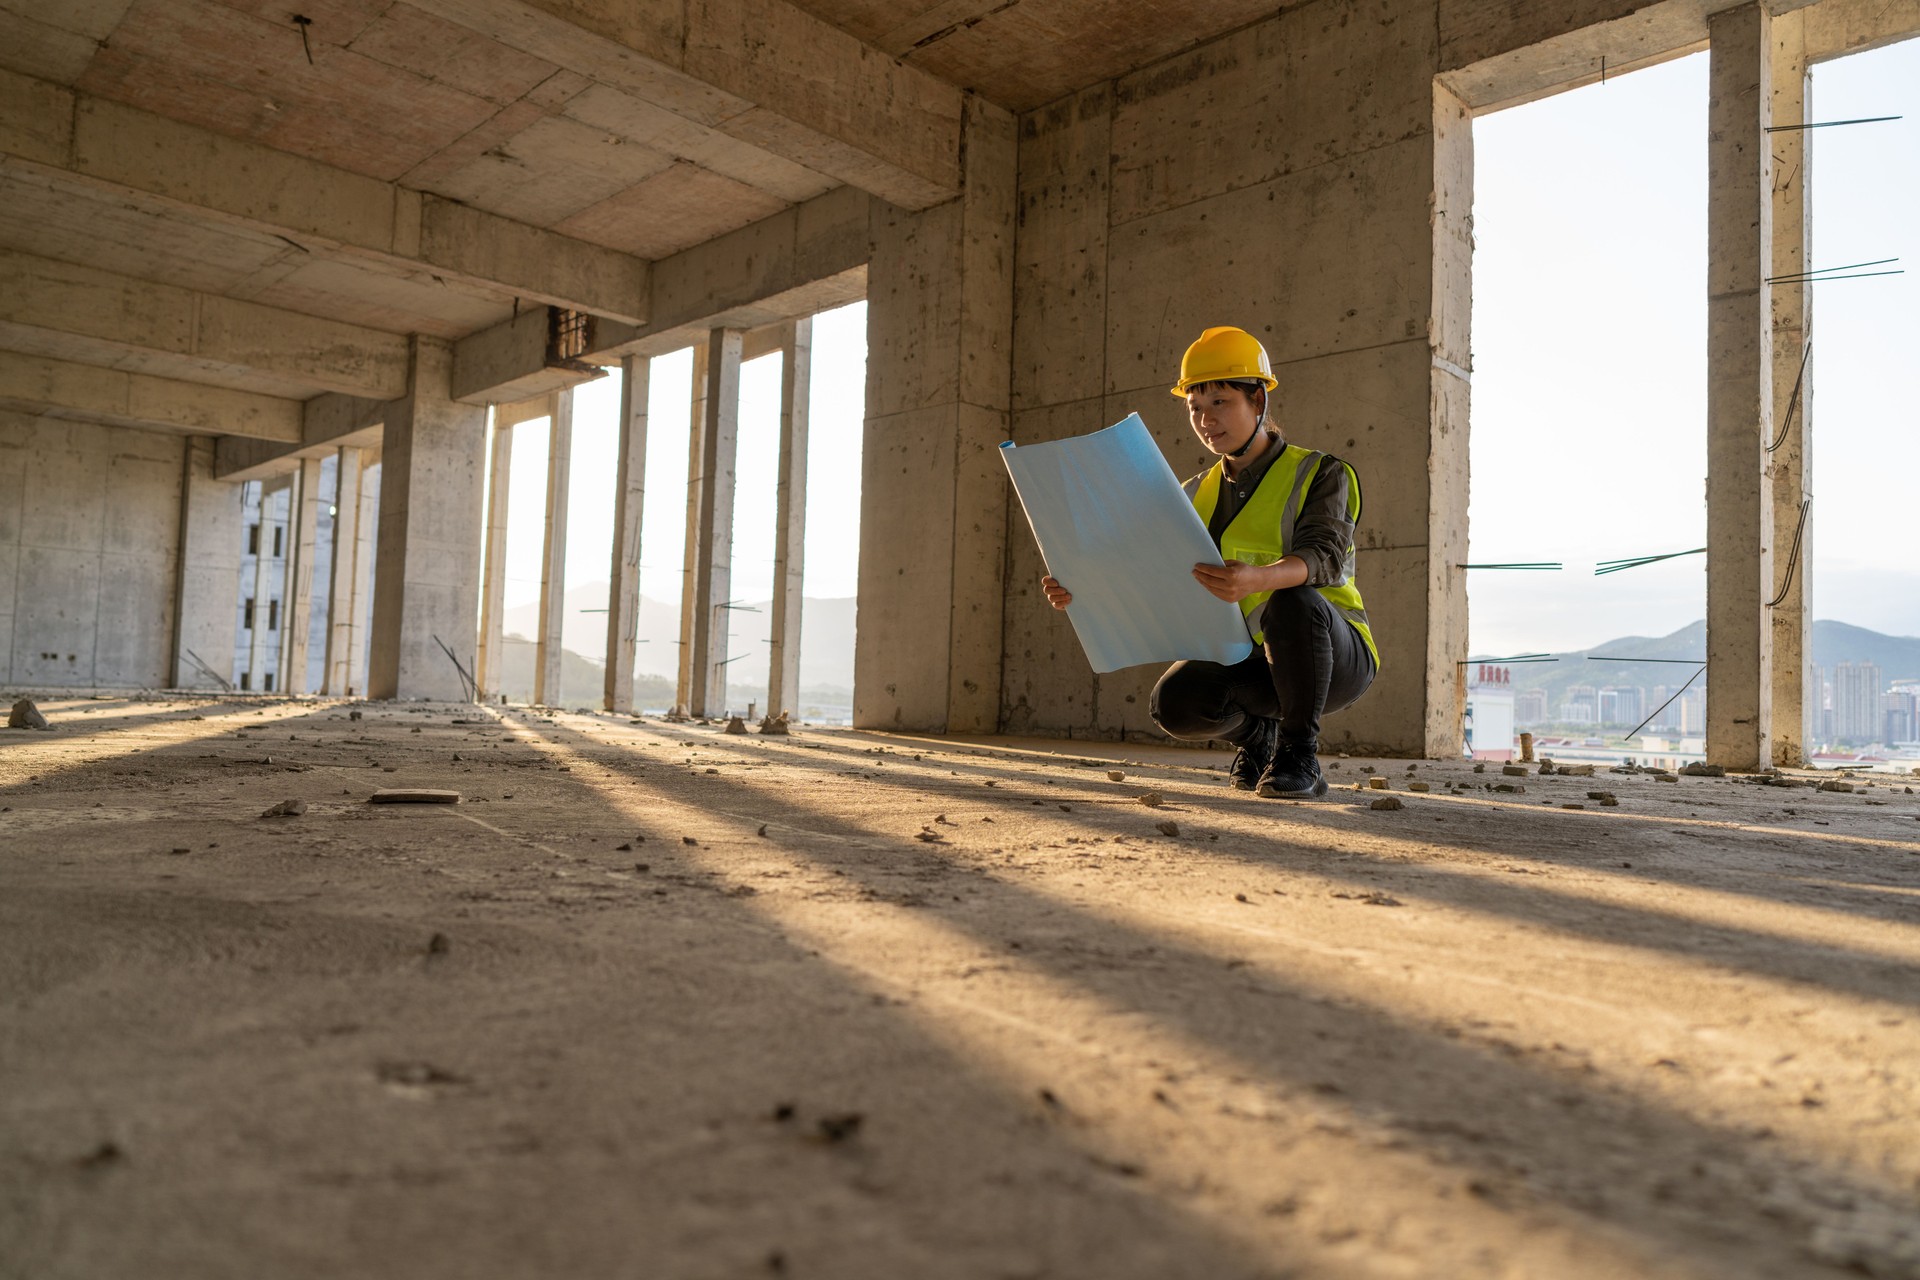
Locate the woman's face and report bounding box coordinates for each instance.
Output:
[1185,383,1262,457]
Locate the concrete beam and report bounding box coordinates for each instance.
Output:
[1803,0,1920,62]
[452,307,609,405]
[0,248,410,400]
[0,67,649,325]
[1705,3,1776,770]
[0,350,302,442]
[588,185,871,360]
[1438,0,1823,114]
[405,0,961,211]
[214,393,385,482]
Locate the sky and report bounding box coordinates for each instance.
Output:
[1468,37,1920,656]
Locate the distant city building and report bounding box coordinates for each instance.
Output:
[1885,690,1918,745]
[1464,664,1515,761]
[1560,683,1597,725]
[1597,686,1645,727]
[1514,688,1548,725]
[1833,662,1883,744]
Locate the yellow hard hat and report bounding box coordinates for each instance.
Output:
[1169,326,1277,398]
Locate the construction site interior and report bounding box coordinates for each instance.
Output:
[4,0,1919,1276]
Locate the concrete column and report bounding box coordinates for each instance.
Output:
[674,343,704,716]
[1705,3,1776,770]
[281,455,324,694]
[855,97,1015,732]
[250,477,290,691]
[533,389,573,706]
[768,318,812,719]
[169,436,244,690]
[345,449,380,695]
[604,355,649,713]
[683,328,743,718]
[1768,11,1813,766]
[368,336,487,701]
[322,446,366,695]
[474,416,512,701]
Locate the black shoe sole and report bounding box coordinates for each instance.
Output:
[1230,778,1258,791]
[1256,775,1329,800]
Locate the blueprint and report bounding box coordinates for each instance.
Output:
[1001,413,1255,674]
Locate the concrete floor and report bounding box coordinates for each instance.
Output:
[5,696,1920,1279]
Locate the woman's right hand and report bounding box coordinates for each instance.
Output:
[1041,575,1072,610]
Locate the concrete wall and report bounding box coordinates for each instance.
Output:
[0,408,185,688]
[1000,0,1469,755]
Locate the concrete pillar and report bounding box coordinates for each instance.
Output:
[345,449,380,695]
[281,455,324,694]
[250,477,289,691]
[604,355,649,713]
[322,446,367,695]
[768,318,812,718]
[681,328,743,718]
[1768,11,1813,766]
[855,97,1015,732]
[169,436,244,690]
[475,416,512,701]
[368,336,486,701]
[1705,3,1776,770]
[534,389,573,706]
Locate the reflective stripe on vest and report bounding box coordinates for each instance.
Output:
[1191,444,1379,667]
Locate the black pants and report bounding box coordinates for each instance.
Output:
[1150,586,1375,747]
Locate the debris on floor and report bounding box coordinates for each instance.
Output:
[8,698,49,730]
[369,789,460,804]
[259,798,308,818]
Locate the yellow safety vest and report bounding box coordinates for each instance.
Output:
[1191,444,1379,667]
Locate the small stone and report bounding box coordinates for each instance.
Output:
[8,698,49,730]
[634,863,650,873]
[1369,797,1403,811]
[682,836,698,846]
[1561,803,1584,810]
[369,789,459,804]
[349,710,362,721]
[259,798,307,818]
[758,713,790,735]
[1367,777,1388,790]
[1408,781,1430,792]
[169,846,190,855]
[723,716,748,735]
[1107,770,1126,782]
[1562,764,1596,778]
[617,842,633,851]
[758,824,768,837]
[1234,893,1249,903]
[1818,779,1854,793]
[1154,820,1179,837]
[1137,792,1164,807]
[1681,762,1725,777]
[427,932,450,955]
[1473,762,1486,773]
[1501,765,1529,777]
[1494,783,1525,794]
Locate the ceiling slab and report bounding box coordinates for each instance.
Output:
[556,161,791,258]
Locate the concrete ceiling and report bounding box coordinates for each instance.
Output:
[0,0,1285,441]
[782,0,1289,111]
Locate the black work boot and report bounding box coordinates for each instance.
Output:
[1256,737,1328,800]
[1227,717,1280,791]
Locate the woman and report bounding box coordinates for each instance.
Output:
[1041,326,1377,799]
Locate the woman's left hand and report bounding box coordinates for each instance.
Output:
[1191,559,1267,603]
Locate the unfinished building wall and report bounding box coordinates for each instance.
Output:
[0,410,185,688]
[1002,1,1469,757]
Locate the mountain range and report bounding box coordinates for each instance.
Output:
[1473,619,1920,706]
